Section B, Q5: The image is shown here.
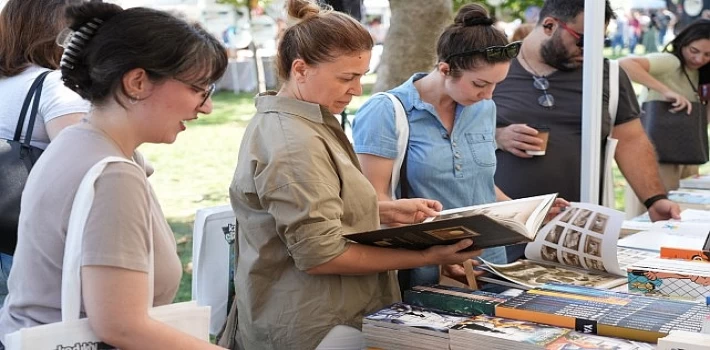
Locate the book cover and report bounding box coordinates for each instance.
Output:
[345,194,557,251]
[627,257,710,299]
[363,303,468,335]
[449,315,654,349]
[403,285,509,316]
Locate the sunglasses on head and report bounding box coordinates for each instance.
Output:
[553,18,584,48]
[445,41,522,62]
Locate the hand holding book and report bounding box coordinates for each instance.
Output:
[379,198,443,226]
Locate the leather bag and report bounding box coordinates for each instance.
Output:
[640,100,708,164]
[0,71,51,255]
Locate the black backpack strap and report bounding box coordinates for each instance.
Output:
[13,71,52,144]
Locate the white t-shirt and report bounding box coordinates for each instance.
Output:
[0,65,90,149]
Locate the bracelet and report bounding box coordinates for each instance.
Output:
[643,194,668,209]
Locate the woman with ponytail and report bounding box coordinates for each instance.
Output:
[0,2,227,349]
[353,4,561,291]
[227,0,483,349]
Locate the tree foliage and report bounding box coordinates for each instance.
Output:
[452,0,545,21]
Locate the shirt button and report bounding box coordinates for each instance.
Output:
[452,142,458,147]
[455,152,461,159]
[455,164,462,171]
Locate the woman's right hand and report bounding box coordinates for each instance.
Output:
[421,239,482,265]
[662,90,693,114]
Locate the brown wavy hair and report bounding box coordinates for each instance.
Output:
[0,0,84,77]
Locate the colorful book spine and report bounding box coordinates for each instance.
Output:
[494,284,710,343]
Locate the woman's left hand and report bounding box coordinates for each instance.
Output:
[544,197,570,223]
[379,198,443,226]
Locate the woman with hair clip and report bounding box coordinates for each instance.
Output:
[621,19,710,216]
[226,0,484,349]
[0,2,228,349]
[353,4,567,291]
[0,0,89,305]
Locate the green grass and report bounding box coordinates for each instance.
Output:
[138,91,254,302]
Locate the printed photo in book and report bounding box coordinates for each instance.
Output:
[344,194,557,251]
[478,202,656,289]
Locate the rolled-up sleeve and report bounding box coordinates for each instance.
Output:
[260,180,349,271]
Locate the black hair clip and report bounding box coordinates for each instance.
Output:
[464,17,494,27]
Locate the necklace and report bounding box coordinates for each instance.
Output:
[518,48,547,78]
[682,68,706,106]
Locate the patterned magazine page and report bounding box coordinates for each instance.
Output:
[478,259,627,289]
[525,202,627,276]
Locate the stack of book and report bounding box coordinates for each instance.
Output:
[448,314,654,350]
[494,284,710,343]
[657,330,710,350]
[402,284,509,316]
[362,303,466,350]
[668,190,710,211]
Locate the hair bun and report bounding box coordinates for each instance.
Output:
[454,3,492,27]
[286,0,322,25]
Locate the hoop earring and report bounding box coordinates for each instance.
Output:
[129,96,139,105]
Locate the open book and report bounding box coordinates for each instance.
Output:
[344,194,557,251]
[478,202,656,289]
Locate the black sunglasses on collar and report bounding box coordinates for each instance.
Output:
[445,41,522,62]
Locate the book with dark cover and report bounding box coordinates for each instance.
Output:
[345,194,557,251]
[403,284,509,316]
[494,283,710,343]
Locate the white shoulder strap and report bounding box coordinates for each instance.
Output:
[373,92,408,199]
[608,59,619,137]
[61,156,151,321]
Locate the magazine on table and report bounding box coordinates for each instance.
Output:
[344,194,557,251]
[617,220,710,253]
[478,202,656,289]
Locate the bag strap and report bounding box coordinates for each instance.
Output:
[61,156,152,321]
[608,59,619,137]
[373,92,409,199]
[13,71,51,144]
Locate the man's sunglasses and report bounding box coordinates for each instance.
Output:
[445,41,522,62]
[554,18,584,48]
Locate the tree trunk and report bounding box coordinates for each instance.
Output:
[373,0,452,92]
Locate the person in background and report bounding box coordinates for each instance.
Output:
[226,1,482,349]
[0,2,229,349]
[620,19,710,216]
[353,4,566,289]
[493,0,679,234]
[0,0,89,307]
[511,22,535,42]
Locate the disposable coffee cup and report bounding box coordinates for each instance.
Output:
[526,124,550,156]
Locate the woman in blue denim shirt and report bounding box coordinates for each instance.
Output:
[353,4,538,291]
